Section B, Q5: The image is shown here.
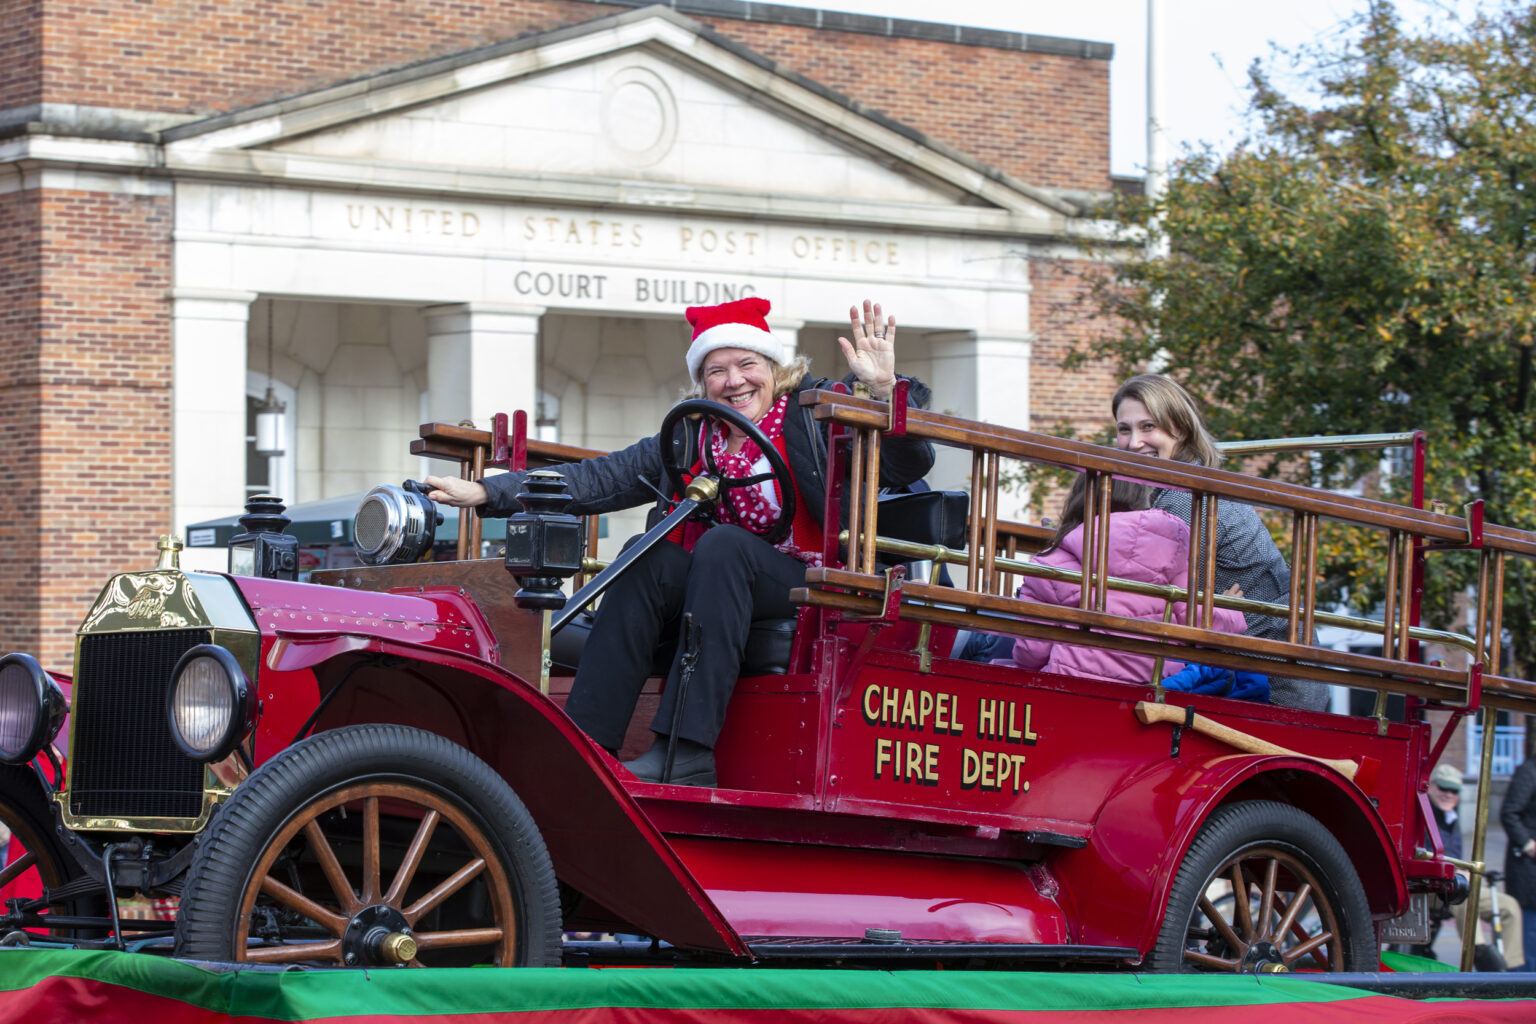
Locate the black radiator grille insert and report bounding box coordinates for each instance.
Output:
[71,629,211,820]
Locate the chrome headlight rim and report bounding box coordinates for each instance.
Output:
[354,484,436,566]
[0,653,67,765]
[165,643,255,763]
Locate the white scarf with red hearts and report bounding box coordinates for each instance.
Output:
[706,394,822,567]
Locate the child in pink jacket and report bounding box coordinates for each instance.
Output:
[1008,476,1247,685]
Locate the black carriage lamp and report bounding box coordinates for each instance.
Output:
[227,494,300,580]
[504,469,586,610]
[254,297,287,458]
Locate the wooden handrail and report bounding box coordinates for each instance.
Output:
[797,388,1536,716]
[412,422,603,468]
[801,391,1476,541]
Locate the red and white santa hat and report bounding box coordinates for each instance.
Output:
[684,296,785,383]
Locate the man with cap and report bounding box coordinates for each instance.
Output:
[1428,762,1525,969]
[426,297,934,786]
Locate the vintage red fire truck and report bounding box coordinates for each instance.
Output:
[2,389,1532,976]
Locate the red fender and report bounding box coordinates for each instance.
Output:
[1052,752,1405,956]
[249,629,747,957]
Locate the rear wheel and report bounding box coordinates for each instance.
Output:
[1148,800,1375,973]
[0,764,103,940]
[174,724,561,967]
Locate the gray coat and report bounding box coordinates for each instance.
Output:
[1151,489,1330,712]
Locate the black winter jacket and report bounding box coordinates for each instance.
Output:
[479,376,935,528]
[1502,756,1536,907]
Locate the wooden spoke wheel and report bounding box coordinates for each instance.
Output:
[174,724,560,968]
[1149,800,1375,973]
[0,764,104,941]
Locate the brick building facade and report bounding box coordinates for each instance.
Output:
[1,0,1124,671]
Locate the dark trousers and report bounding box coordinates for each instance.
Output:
[563,525,806,750]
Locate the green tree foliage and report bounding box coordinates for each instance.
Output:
[1075,1,1536,670]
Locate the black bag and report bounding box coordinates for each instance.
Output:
[873,489,969,550]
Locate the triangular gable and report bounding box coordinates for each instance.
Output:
[164,7,1079,234]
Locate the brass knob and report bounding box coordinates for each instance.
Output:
[1257,960,1290,974]
[685,477,720,503]
[379,931,417,964]
[156,535,184,570]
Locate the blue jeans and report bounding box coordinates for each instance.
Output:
[1524,906,1536,970]
[958,630,1014,663]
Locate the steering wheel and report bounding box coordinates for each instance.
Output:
[659,399,797,546]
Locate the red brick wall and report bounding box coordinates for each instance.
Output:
[24,190,173,671]
[0,191,44,660]
[19,2,618,113]
[0,1,42,108]
[1028,256,1122,441]
[13,1,1107,192]
[700,22,1109,192]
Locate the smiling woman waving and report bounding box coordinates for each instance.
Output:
[426,297,935,785]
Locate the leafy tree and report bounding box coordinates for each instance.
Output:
[1071,0,1536,674]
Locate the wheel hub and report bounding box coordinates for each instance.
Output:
[342,904,415,966]
[1241,940,1288,973]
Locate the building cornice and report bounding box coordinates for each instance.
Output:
[568,1,1113,59]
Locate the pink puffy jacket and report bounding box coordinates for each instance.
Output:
[1007,508,1246,685]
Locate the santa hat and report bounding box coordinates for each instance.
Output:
[684,296,785,383]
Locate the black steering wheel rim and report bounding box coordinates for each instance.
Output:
[659,398,797,546]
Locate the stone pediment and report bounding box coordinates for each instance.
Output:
[271,49,960,208]
[163,7,1077,234]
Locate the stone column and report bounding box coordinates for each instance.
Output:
[422,303,544,429]
[767,316,803,363]
[926,328,1033,517]
[172,289,257,541]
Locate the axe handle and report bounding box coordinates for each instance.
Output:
[1135,700,1358,781]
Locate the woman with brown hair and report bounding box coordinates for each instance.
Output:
[1111,373,1329,711]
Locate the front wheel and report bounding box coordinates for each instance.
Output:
[1147,800,1376,973]
[174,724,561,967]
[0,764,104,940]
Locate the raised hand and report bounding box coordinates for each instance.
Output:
[837,298,897,400]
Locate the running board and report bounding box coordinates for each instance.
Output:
[745,938,1137,964]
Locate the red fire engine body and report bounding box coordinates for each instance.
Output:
[2,389,1528,977]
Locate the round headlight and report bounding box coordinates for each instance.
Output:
[167,645,255,762]
[354,484,438,566]
[0,653,67,765]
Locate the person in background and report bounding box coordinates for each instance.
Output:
[1431,762,1525,969]
[1111,373,1329,711]
[1501,752,1536,969]
[1002,474,1251,690]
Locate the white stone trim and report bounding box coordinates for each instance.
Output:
[172,291,258,540]
[423,303,544,432]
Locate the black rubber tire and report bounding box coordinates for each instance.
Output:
[173,723,561,967]
[1147,800,1376,973]
[0,764,103,939]
[1474,943,1509,973]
